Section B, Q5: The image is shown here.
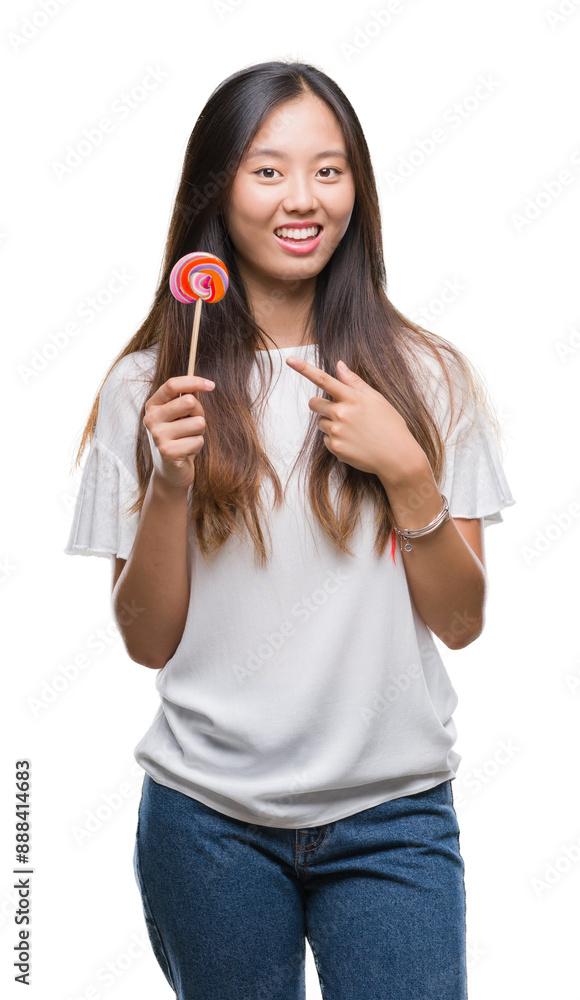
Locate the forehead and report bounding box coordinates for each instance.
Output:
[245,96,347,156]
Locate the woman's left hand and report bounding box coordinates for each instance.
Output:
[285,356,429,487]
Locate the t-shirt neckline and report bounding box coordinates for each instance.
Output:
[255,343,318,353]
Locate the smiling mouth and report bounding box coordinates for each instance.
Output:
[273,225,322,241]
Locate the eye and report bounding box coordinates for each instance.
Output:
[254,166,343,179]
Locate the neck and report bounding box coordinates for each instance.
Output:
[237,257,317,350]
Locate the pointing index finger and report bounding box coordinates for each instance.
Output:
[285,356,348,399]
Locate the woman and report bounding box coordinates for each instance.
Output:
[65,60,516,1000]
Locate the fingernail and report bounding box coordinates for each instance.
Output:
[204,379,215,388]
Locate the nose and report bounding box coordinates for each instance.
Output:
[281,172,319,215]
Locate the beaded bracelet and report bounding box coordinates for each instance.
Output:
[393,493,450,551]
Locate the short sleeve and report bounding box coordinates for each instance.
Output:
[439,403,516,527]
[419,348,517,528]
[64,348,156,560]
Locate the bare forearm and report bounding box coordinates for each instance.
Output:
[380,462,487,649]
[113,472,191,668]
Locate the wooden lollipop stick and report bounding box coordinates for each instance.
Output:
[187,297,203,377]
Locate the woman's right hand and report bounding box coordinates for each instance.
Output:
[143,375,215,492]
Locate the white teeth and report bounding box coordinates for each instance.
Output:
[274,226,320,240]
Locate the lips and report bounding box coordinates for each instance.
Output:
[273,224,324,255]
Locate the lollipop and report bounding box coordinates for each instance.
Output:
[169,252,229,377]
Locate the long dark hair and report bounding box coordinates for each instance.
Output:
[72,60,502,568]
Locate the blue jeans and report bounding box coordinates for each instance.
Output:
[133,773,467,999]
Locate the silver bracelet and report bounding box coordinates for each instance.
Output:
[393,494,450,551]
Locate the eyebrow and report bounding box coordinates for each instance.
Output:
[245,147,349,161]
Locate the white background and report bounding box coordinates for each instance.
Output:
[2,0,578,997]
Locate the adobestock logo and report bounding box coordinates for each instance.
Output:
[213,0,247,18]
[51,65,169,181]
[554,320,580,362]
[438,608,479,648]
[70,761,144,847]
[521,502,580,566]
[17,267,134,385]
[510,148,580,234]
[544,0,580,29]
[7,0,73,53]
[408,277,467,326]
[61,929,149,998]
[563,661,580,696]
[358,660,423,725]
[451,739,523,809]
[232,569,350,681]
[382,75,501,191]
[531,837,580,898]
[0,557,17,584]
[26,605,144,717]
[340,1,414,62]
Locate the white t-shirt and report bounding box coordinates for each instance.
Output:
[64,341,516,828]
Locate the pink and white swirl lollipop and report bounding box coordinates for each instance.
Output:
[169,252,229,376]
